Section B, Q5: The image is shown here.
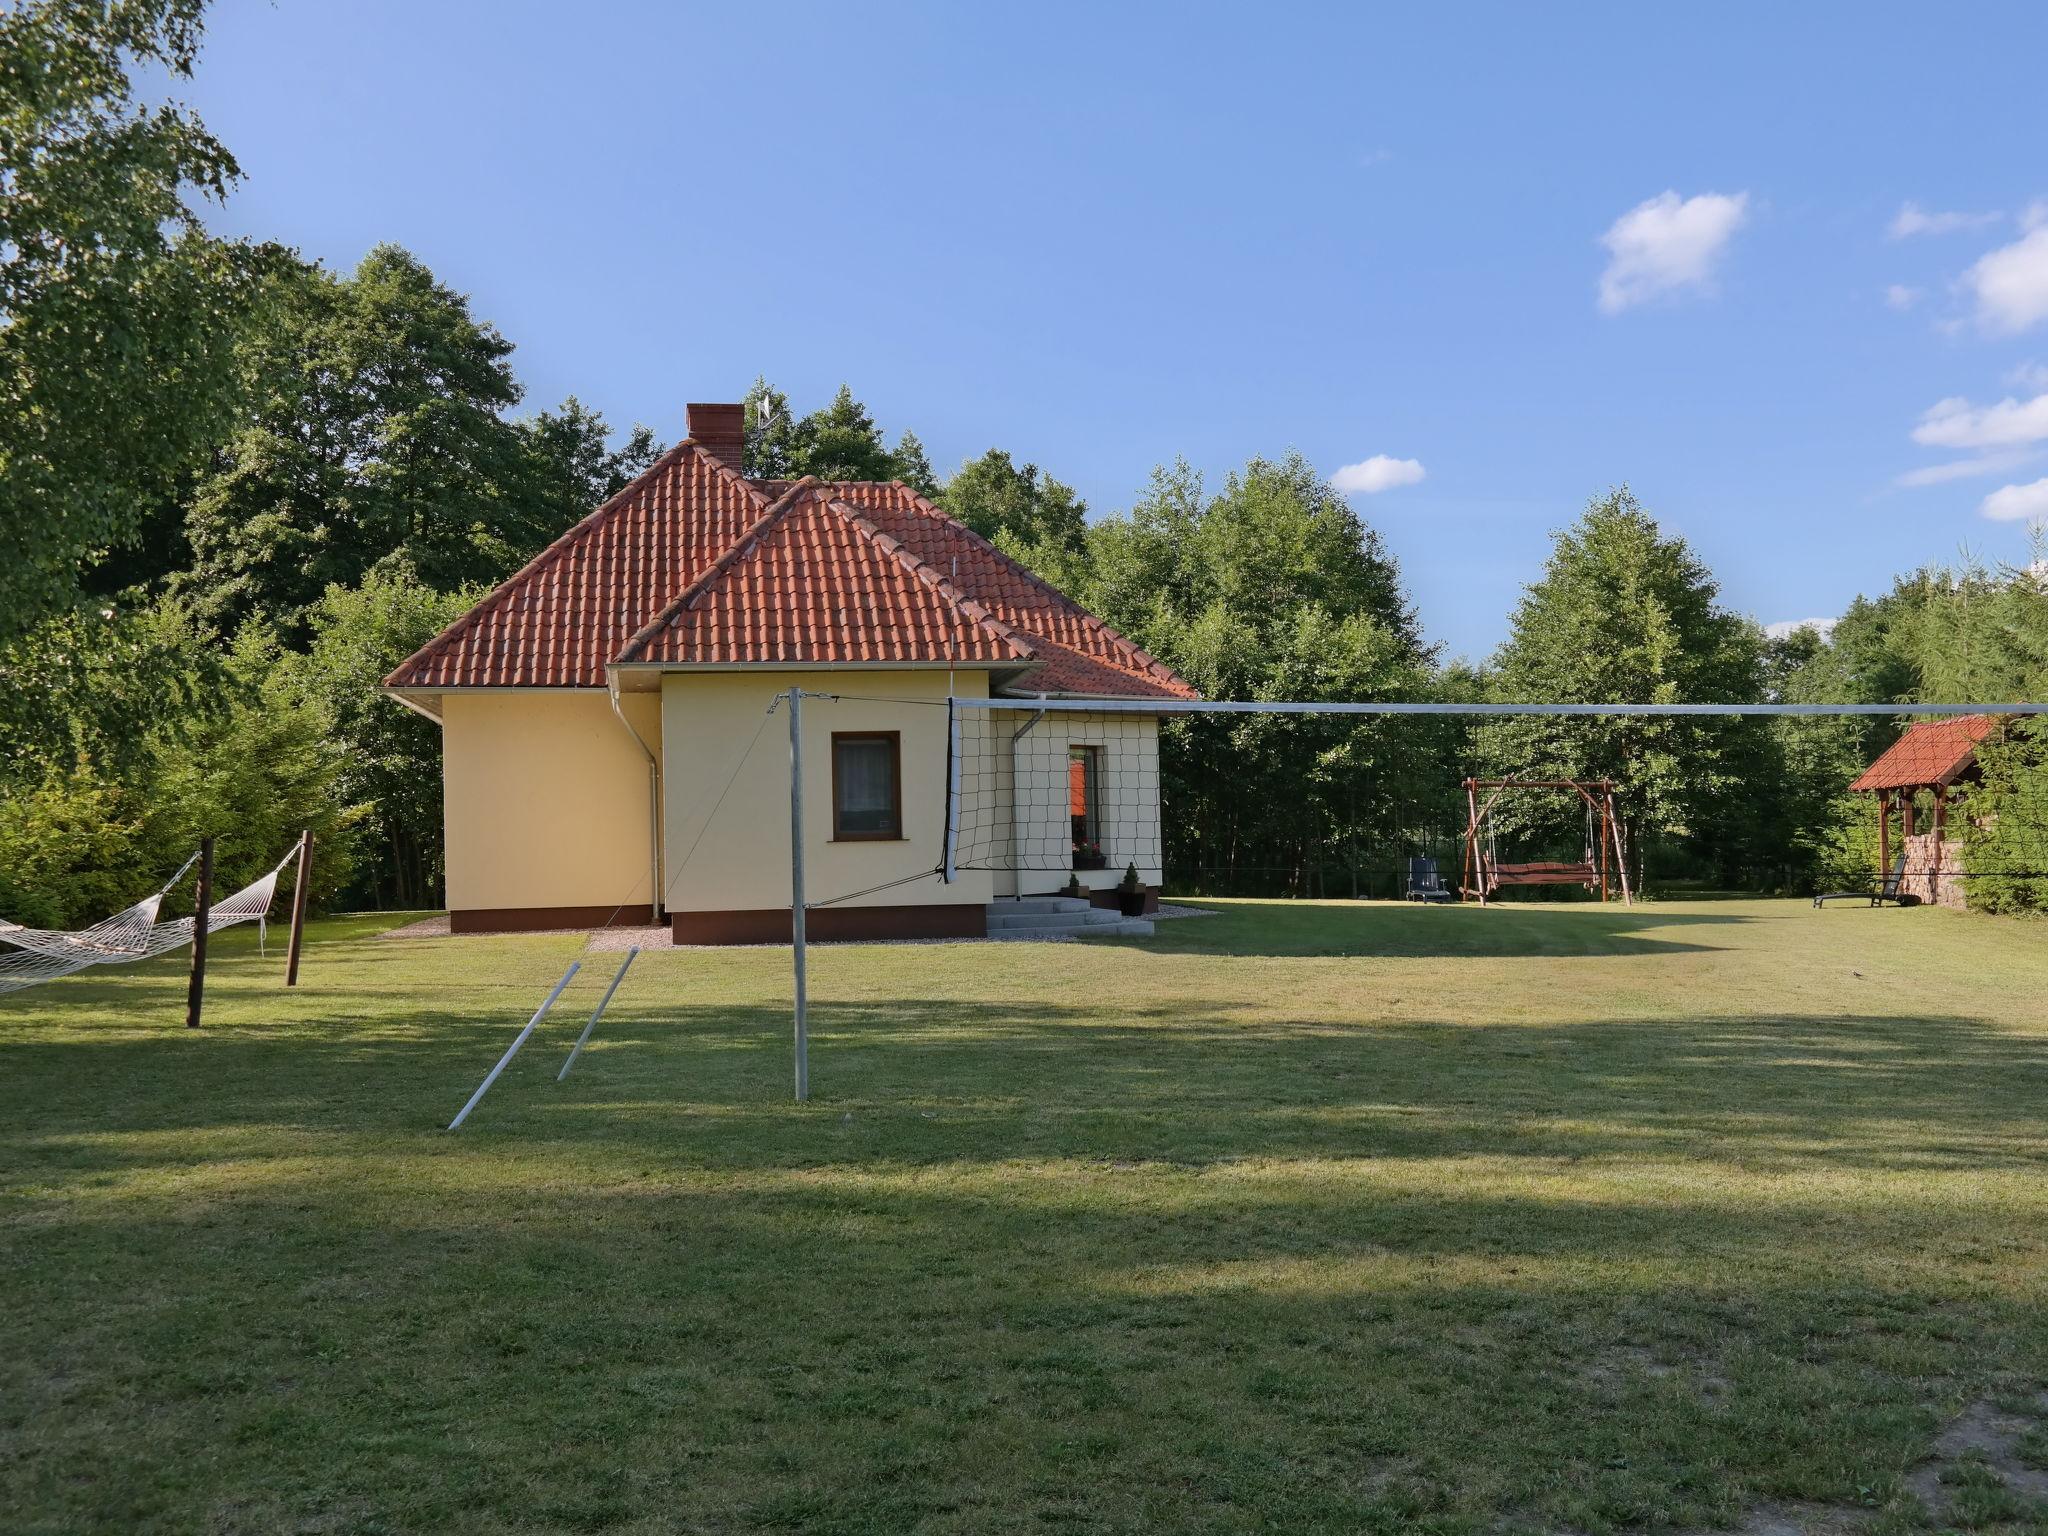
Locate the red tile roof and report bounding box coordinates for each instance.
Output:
[1849,714,2006,791]
[384,446,1194,699]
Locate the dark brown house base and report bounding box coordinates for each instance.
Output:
[450,904,655,934]
[670,903,987,945]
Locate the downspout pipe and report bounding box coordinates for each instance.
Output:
[607,671,665,922]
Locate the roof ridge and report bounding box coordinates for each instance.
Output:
[613,476,820,664]
[820,496,1036,661]
[883,482,1189,690]
[383,441,769,688]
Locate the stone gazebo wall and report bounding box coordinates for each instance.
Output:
[1902,831,1966,910]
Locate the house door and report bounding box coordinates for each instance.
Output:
[1069,746,1102,863]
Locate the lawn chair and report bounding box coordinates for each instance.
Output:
[1404,856,1455,903]
[1812,852,1917,908]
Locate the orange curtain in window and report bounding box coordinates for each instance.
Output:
[1069,757,1088,817]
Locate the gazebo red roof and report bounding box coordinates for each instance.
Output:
[1848,714,2004,792]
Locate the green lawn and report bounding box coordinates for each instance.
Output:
[4,900,2047,1535]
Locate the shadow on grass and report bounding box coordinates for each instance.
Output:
[6,988,2044,1180]
[1115,899,1759,958]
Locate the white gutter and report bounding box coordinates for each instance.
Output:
[606,672,665,921]
[384,689,445,725]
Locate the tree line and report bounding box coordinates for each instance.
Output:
[3,0,2044,923]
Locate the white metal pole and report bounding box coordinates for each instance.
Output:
[788,687,809,1102]
[448,962,580,1130]
[557,947,638,1081]
[943,697,961,884]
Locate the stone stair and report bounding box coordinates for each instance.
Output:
[984,896,1153,940]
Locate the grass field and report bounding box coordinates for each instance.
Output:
[4,899,2047,1535]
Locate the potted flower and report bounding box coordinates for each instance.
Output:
[1072,840,1108,871]
[1060,873,1085,900]
[1115,862,1147,917]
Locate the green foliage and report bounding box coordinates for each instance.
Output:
[739,377,930,486]
[1481,488,1767,883]
[940,449,1088,552]
[0,758,148,929]
[0,0,275,641]
[517,397,665,530]
[1050,454,1438,894]
[1782,544,2047,903]
[142,628,364,908]
[285,567,475,908]
[0,596,224,778]
[891,429,939,498]
[176,248,654,637]
[1961,717,2048,915]
[0,626,362,928]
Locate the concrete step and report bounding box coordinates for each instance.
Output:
[991,896,1094,915]
[985,906,1126,931]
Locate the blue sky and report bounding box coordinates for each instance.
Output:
[172,1,2046,660]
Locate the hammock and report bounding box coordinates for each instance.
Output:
[0,844,300,995]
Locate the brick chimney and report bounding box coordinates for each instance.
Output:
[687,402,747,473]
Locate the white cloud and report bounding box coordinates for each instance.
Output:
[1981,476,2048,522]
[2007,360,2048,390]
[1885,283,1922,310]
[1597,190,1750,314]
[1911,392,2048,449]
[1887,201,2001,239]
[1764,618,1838,642]
[1895,450,2035,487]
[1330,455,1426,495]
[1964,226,2048,333]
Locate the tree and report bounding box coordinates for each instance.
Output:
[741,376,798,478]
[739,378,931,486]
[1482,487,1765,884]
[177,247,644,635]
[286,566,476,909]
[0,596,223,782]
[940,449,1088,551]
[518,397,664,525]
[891,430,939,498]
[1046,453,1436,896]
[0,0,273,640]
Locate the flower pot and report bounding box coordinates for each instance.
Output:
[1073,850,1108,871]
[1116,886,1147,917]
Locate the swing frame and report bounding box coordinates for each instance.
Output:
[1459,777,1632,906]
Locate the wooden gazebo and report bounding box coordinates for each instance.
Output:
[1846,715,2002,909]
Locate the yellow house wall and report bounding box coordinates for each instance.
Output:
[440,690,659,913]
[660,670,994,913]
[993,711,1162,899]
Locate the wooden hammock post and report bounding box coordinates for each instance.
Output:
[284,829,313,988]
[185,836,213,1030]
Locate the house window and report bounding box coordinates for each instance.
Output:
[832,732,902,840]
[1069,746,1101,849]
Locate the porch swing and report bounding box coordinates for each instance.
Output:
[1458,776,1632,905]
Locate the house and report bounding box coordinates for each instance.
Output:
[1846,713,2006,909]
[382,403,1196,940]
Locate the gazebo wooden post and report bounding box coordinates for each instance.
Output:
[1597,790,1610,903]
[1460,778,1480,903]
[1933,788,1948,889]
[1876,790,1890,882]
